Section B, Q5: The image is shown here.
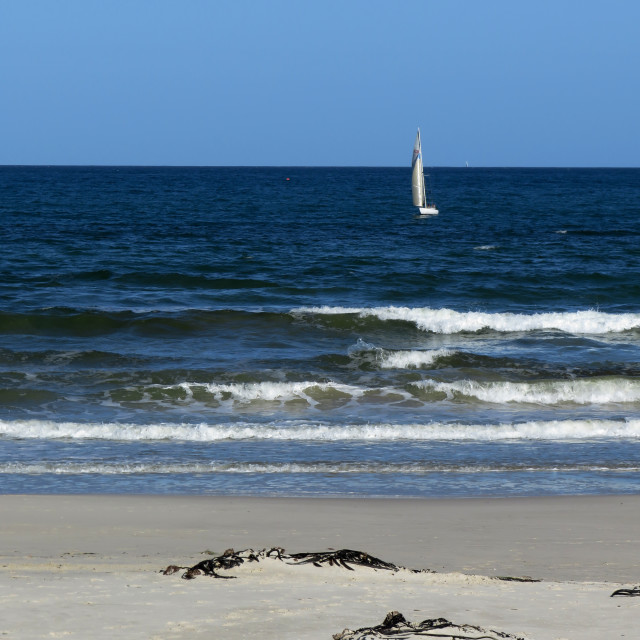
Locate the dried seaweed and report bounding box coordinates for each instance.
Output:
[333,610,525,640]
[495,576,541,583]
[162,547,420,580]
[286,549,401,572]
[162,547,261,580]
[610,586,640,597]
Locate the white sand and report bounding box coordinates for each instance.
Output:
[1,494,639,639]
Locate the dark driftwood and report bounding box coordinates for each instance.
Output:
[610,586,640,597]
[332,610,525,639]
[162,547,417,580]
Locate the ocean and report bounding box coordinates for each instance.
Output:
[1,165,639,497]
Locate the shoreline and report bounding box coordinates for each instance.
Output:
[2,493,639,638]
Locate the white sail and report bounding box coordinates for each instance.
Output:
[411,127,438,215]
[411,129,425,207]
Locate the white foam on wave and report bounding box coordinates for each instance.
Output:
[1,418,639,442]
[413,377,640,405]
[379,348,454,369]
[346,339,453,369]
[174,380,412,405]
[0,461,379,475]
[293,306,640,334]
[192,381,338,402]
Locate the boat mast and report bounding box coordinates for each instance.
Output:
[419,128,426,208]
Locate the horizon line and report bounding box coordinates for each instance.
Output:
[1,164,639,170]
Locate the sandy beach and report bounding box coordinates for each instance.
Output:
[1,494,639,639]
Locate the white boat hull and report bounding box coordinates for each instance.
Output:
[418,206,438,215]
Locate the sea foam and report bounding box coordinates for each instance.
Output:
[2,461,638,475]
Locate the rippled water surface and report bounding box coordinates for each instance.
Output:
[1,166,639,496]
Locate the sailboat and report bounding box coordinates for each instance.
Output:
[411,128,438,215]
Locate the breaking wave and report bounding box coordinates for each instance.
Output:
[412,377,640,405]
[5,306,639,339]
[103,376,640,411]
[330,340,455,370]
[378,348,454,369]
[2,418,639,442]
[293,306,640,334]
[169,380,412,408]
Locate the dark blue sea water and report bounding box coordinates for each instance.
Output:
[1,166,639,497]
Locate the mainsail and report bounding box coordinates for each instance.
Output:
[411,129,426,208]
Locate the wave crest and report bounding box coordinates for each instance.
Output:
[1,418,639,442]
[293,306,640,334]
[412,377,640,405]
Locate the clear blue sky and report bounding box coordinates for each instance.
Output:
[1,0,638,166]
